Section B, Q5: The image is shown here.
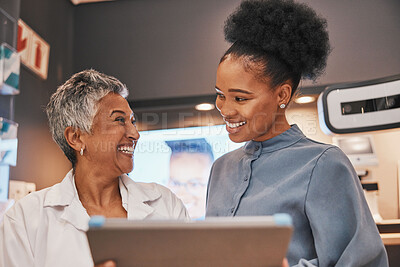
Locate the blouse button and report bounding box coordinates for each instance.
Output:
[231,208,234,213]
[244,176,248,181]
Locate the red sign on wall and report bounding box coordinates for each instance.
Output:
[17,19,50,80]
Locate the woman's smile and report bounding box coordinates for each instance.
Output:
[117,144,135,156]
[223,118,247,134]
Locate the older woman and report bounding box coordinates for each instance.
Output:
[0,70,189,267]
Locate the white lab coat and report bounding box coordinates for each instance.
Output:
[0,170,189,267]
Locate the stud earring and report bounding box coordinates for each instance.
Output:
[80,147,84,156]
[279,103,286,109]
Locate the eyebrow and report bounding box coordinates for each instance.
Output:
[215,86,253,95]
[110,110,134,118]
[110,110,125,117]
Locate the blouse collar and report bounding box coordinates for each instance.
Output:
[243,124,305,155]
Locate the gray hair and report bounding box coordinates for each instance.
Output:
[46,69,129,166]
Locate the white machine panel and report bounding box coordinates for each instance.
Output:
[332,135,378,166]
[318,74,400,134]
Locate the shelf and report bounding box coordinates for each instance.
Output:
[380,233,400,246]
[0,2,19,204]
[0,43,20,95]
[0,118,18,166]
[377,219,400,234]
[0,83,19,95]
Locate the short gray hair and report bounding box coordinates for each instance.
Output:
[46,69,129,166]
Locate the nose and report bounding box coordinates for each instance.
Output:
[216,98,237,118]
[127,122,140,142]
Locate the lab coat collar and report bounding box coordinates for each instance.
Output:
[43,170,163,230]
[43,169,90,231]
[43,169,77,207]
[120,174,162,220]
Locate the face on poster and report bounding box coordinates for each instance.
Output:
[128,125,243,219]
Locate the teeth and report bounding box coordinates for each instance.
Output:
[118,146,134,153]
[226,121,246,128]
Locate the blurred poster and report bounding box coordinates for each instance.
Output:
[129,125,243,219]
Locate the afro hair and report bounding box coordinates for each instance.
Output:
[224,0,331,81]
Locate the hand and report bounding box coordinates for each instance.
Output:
[94,260,116,267]
[282,258,289,267]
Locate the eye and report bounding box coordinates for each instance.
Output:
[170,180,183,187]
[235,96,248,102]
[216,92,225,100]
[115,116,126,124]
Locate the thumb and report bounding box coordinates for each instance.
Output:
[95,260,116,267]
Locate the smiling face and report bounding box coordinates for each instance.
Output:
[81,93,140,177]
[215,56,290,143]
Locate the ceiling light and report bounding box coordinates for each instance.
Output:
[70,0,114,5]
[294,96,316,104]
[195,103,215,111]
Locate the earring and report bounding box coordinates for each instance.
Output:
[280,103,286,109]
[80,147,84,156]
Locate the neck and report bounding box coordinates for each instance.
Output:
[253,115,291,142]
[272,115,291,137]
[73,162,121,208]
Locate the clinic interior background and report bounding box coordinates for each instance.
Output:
[4,0,400,219]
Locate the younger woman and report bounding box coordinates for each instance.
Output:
[206,1,388,266]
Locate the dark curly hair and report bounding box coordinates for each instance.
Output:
[221,0,331,97]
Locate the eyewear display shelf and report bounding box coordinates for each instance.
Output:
[377,219,400,266]
[0,5,19,217]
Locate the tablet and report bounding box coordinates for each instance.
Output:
[87,214,293,267]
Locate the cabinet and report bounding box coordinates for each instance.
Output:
[0,4,19,202]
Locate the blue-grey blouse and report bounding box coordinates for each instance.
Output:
[206,125,388,266]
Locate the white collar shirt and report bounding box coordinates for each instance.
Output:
[0,169,189,267]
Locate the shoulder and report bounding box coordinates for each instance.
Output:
[2,172,73,235]
[5,186,52,221]
[305,142,358,187]
[2,186,56,241]
[296,137,353,170]
[292,136,349,162]
[4,170,72,224]
[310,142,352,167]
[297,136,336,153]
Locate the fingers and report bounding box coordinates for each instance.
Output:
[94,260,116,267]
[282,258,289,267]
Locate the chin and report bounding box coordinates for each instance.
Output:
[124,166,134,174]
[119,163,134,175]
[228,134,250,143]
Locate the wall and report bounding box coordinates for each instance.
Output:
[74,0,400,101]
[9,0,74,190]
[74,0,240,100]
[300,0,400,87]
[287,102,400,219]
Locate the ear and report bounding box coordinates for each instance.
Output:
[276,83,292,106]
[64,126,85,152]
